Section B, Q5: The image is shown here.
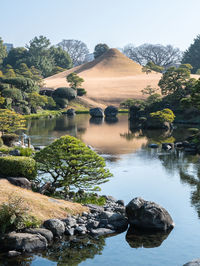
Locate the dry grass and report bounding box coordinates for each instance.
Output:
[0,179,88,222]
[44,48,200,107]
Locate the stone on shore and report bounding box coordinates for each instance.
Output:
[126,197,174,231]
[24,228,53,242]
[89,108,104,117]
[43,219,65,237]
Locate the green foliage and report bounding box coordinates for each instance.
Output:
[0,196,40,234]
[3,47,28,69]
[74,193,106,206]
[18,147,34,157]
[181,79,200,110]
[2,88,23,102]
[50,46,72,69]
[141,85,159,96]
[150,108,175,123]
[1,76,39,93]
[28,92,48,109]
[0,156,37,179]
[53,97,68,108]
[66,73,84,89]
[94,43,109,59]
[1,133,18,146]
[0,37,7,65]
[34,135,112,191]
[146,61,164,73]
[0,138,3,147]
[53,87,77,101]
[158,66,193,99]
[182,34,200,73]
[120,98,146,109]
[0,109,26,134]
[142,66,152,74]
[77,88,87,96]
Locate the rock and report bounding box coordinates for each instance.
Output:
[126,197,174,231]
[65,227,74,236]
[85,204,104,213]
[104,195,117,202]
[66,108,76,116]
[175,142,183,148]
[89,108,104,118]
[9,149,20,156]
[116,200,125,206]
[6,177,32,190]
[7,250,21,257]
[89,228,116,237]
[62,217,77,227]
[148,143,159,148]
[114,206,126,214]
[87,220,100,229]
[183,259,200,266]
[2,232,47,252]
[75,225,87,235]
[24,228,53,242]
[43,219,65,237]
[162,143,174,150]
[100,211,128,232]
[104,106,118,117]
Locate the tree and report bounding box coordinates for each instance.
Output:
[0,37,7,65]
[0,109,26,134]
[94,43,109,59]
[50,46,72,69]
[141,85,159,96]
[57,39,89,66]
[158,66,193,98]
[3,47,28,69]
[1,77,39,93]
[182,35,200,74]
[145,61,164,73]
[66,72,84,89]
[123,43,182,67]
[26,35,54,77]
[28,92,48,110]
[52,87,77,101]
[34,135,112,192]
[181,79,200,110]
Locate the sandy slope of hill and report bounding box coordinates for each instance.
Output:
[44,49,199,106]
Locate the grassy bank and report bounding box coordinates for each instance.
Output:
[24,110,63,120]
[0,179,88,222]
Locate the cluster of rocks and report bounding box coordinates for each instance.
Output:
[148,141,198,154]
[0,196,174,257]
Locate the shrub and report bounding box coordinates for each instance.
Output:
[0,138,3,147]
[52,87,77,101]
[0,196,40,234]
[74,193,106,206]
[2,88,23,102]
[2,133,18,146]
[53,97,68,108]
[18,147,34,157]
[77,88,87,96]
[34,135,112,192]
[150,108,175,123]
[0,156,37,180]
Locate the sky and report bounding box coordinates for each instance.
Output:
[1,0,200,52]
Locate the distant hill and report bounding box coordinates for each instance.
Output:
[45,49,198,106]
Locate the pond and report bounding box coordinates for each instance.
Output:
[2,114,200,266]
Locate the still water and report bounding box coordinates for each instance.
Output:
[4,114,200,265]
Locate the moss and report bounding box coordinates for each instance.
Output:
[0,156,37,180]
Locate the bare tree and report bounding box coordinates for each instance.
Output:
[123,43,182,67]
[57,39,89,66]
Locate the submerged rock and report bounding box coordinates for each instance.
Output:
[126,197,174,231]
[89,228,116,237]
[183,259,200,266]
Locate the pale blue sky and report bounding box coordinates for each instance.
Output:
[1,0,200,52]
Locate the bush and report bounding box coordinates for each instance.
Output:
[150,108,175,123]
[2,134,18,146]
[52,87,77,101]
[0,196,40,234]
[53,97,68,108]
[18,147,34,157]
[2,88,23,101]
[0,138,3,147]
[0,156,37,180]
[77,88,87,96]
[74,193,106,206]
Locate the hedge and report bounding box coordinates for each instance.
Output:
[0,156,37,180]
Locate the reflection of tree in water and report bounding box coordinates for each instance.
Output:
[42,236,106,265]
[126,226,172,248]
[0,254,33,266]
[27,118,57,136]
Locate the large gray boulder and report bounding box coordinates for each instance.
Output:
[43,219,65,237]
[24,228,53,242]
[89,108,104,117]
[104,106,118,117]
[2,232,47,252]
[66,108,76,116]
[126,197,174,231]
[183,259,200,266]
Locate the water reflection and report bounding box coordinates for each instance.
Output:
[126,227,172,248]
[89,117,103,125]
